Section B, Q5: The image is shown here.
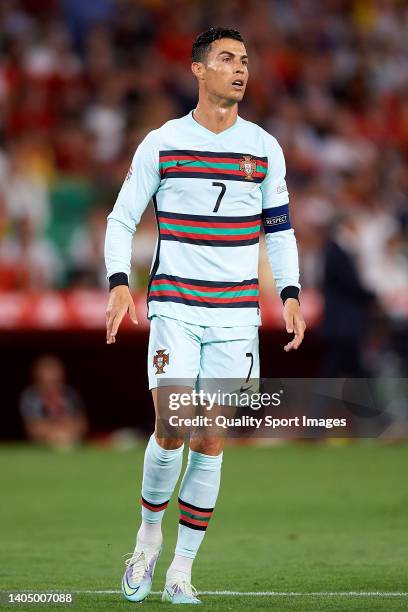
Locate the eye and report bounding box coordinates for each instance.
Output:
[223,56,231,62]
[242,60,248,66]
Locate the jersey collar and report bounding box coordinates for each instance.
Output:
[187,110,241,138]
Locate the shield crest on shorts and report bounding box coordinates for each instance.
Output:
[153,349,169,374]
[239,155,256,180]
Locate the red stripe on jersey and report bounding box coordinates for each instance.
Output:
[148,290,258,303]
[161,166,266,177]
[158,216,260,229]
[159,229,260,241]
[152,279,259,293]
[159,155,268,169]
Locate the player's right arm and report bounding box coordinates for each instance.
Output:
[104,131,160,344]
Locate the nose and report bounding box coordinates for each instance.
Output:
[234,64,244,74]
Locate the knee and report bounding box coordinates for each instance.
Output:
[154,435,185,450]
[189,437,224,456]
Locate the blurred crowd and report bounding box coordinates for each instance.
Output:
[0,0,407,304]
[20,354,88,448]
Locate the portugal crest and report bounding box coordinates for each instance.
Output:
[239,155,256,180]
[153,349,169,374]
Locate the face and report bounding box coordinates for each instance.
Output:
[193,38,249,104]
[34,357,64,388]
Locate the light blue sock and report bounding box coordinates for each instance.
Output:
[172,449,223,562]
[140,434,184,524]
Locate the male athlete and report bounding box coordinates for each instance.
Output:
[105,27,306,605]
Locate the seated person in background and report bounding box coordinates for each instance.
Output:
[20,355,88,449]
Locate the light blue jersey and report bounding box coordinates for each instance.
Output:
[105,111,300,326]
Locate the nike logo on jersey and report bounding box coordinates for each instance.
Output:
[176,160,195,167]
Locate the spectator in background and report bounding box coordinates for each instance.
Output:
[83,78,126,163]
[68,204,109,287]
[0,138,50,231]
[319,210,377,377]
[0,216,62,289]
[20,355,88,449]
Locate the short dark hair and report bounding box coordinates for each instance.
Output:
[192,27,244,63]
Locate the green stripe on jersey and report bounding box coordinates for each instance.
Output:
[159,222,260,235]
[159,161,266,173]
[150,284,258,298]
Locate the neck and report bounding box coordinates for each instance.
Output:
[193,93,238,134]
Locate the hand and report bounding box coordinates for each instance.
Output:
[106,285,138,344]
[283,298,306,352]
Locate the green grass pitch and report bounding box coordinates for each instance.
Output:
[1,441,407,611]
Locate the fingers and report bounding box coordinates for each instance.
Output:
[284,333,302,352]
[284,313,306,352]
[106,302,125,344]
[284,337,298,352]
[106,292,138,344]
[106,303,115,343]
[106,308,126,344]
[128,299,138,325]
[284,311,294,334]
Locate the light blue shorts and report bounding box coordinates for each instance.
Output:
[148,315,259,390]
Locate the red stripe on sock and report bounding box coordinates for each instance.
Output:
[141,499,168,512]
[179,514,209,527]
[178,503,213,517]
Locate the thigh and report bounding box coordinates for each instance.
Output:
[195,327,259,445]
[148,315,202,390]
[200,326,259,382]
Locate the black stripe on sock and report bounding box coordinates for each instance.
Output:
[141,496,169,508]
[178,497,214,513]
[179,519,208,531]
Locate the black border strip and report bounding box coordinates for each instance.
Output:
[160,150,268,163]
[148,295,259,308]
[152,274,258,288]
[158,210,261,223]
[179,519,207,531]
[160,235,259,247]
[141,496,169,509]
[178,497,214,512]
[162,171,265,183]
[146,195,161,303]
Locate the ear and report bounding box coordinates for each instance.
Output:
[191,61,205,81]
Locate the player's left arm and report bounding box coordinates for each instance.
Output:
[260,138,306,352]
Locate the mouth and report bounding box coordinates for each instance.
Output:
[232,79,244,88]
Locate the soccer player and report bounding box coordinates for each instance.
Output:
[105,27,306,605]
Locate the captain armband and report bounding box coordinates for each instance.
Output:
[262,203,291,233]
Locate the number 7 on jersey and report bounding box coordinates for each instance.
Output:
[212,182,226,213]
